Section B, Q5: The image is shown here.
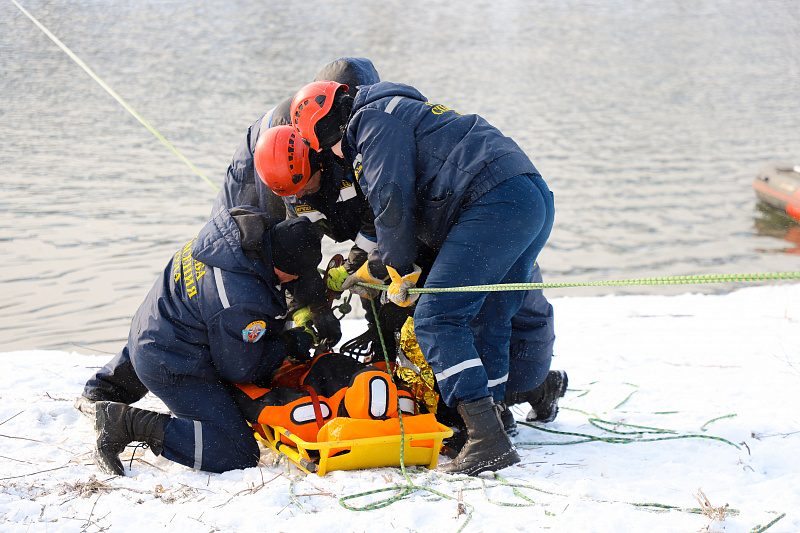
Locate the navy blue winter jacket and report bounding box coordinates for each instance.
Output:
[342,81,539,275]
[128,208,292,384]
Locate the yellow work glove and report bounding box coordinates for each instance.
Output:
[341,261,388,299]
[386,264,422,307]
[325,265,350,292]
[292,307,318,343]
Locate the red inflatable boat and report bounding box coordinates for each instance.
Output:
[753,162,800,222]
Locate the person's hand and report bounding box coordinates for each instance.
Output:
[325,265,349,292]
[386,265,422,307]
[311,307,341,348]
[341,261,387,298]
[292,307,317,341]
[281,327,315,364]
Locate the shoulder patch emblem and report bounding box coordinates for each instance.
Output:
[242,320,267,343]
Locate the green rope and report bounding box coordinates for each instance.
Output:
[357,271,800,294]
[337,298,477,531]
[489,473,741,516]
[515,411,741,449]
[329,392,778,531]
[326,454,783,532]
[333,330,752,531]
[12,0,218,193]
[287,464,307,513]
[750,513,786,533]
[612,387,639,410]
[335,298,481,530]
[371,296,410,483]
[479,477,536,508]
[701,414,737,432]
[338,471,477,533]
[589,418,678,436]
[516,422,741,448]
[331,323,773,531]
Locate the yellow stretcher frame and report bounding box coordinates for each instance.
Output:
[253,420,453,476]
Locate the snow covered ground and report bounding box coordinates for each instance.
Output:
[1,284,798,532]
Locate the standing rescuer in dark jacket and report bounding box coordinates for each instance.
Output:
[93,209,323,475]
[258,82,566,442]
[289,80,557,476]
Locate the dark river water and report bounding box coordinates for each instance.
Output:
[1,0,798,354]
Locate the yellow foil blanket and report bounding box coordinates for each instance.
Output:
[395,317,439,414]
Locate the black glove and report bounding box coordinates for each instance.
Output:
[281,327,315,364]
[312,307,342,347]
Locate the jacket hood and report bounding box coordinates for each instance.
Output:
[268,97,293,127]
[268,58,379,129]
[192,207,272,279]
[314,57,380,94]
[352,81,426,110]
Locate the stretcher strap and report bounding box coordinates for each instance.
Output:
[302,385,325,429]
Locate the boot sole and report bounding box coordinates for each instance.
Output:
[439,447,521,477]
[526,370,569,423]
[74,396,96,419]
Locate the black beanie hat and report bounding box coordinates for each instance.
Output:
[268,218,322,276]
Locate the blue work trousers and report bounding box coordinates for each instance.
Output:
[414,173,555,407]
[82,345,148,404]
[505,261,556,394]
[132,355,260,473]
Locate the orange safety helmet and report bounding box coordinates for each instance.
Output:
[290,81,350,151]
[254,125,315,197]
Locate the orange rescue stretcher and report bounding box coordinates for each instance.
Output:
[252,414,452,475]
[241,317,450,476]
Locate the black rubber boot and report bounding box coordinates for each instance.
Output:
[438,402,467,459]
[505,370,568,424]
[438,397,520,476]
[497,401,518,437]
[93,401,170,476]
[442,403,517,458]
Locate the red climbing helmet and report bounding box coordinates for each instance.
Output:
[290,81,350,151]
[254,125,315,197]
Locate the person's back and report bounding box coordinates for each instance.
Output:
[344,81,539,270]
